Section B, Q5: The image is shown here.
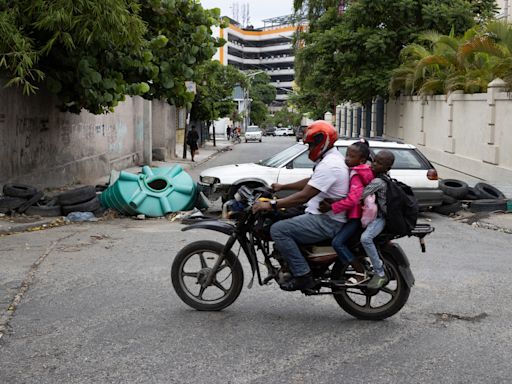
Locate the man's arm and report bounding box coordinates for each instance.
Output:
[274,184,319,209]
[253,182,319,213]
[272,178,310,192]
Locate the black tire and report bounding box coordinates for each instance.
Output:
[62,196,101,215]
[171,241,244,311]
[463,186,479,200]
[474,182,506,200]
[0,196,28,213]
[331,257,410,320]
[439,179,468,199]
[25,204,62,217]
[16,191,44,213]
[433,201,463,215]
[441,193,458,204]
[57,186,97,206]
[468,199,507,213]
[3,183,38,198]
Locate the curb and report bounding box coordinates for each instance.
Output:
[0,218,60,236]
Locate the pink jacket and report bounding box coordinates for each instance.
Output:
[331,164,375,219]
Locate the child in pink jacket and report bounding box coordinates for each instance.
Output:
[319,140,374,285]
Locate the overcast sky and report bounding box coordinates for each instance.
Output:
[200,0,295,27]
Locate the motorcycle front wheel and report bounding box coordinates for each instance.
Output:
[171,240,244,311]
[331,256,410,320]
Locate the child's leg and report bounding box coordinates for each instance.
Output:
[332,219,360,264]
[360,217,386,276]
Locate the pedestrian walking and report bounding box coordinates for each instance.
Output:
[186,126,199,162]
[226,125,232,140]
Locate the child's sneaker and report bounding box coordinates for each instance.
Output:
[345,272,369,286]
[367,273,388,289]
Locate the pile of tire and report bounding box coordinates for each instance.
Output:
[0,184,101,217]
[434,179,508,215]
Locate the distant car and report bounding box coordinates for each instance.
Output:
[199,138,443,208]
[264,126,276,136]
[244,125,262,142]
[275,127,294,136]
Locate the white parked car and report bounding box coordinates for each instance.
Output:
[274,127,294,136]
[199,139,443,208]
[244,125,262,142]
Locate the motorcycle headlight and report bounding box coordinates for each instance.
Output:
[200,176,219,184]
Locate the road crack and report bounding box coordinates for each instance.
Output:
[0,231,78,341]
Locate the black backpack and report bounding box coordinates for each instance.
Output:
[381,175,419,236]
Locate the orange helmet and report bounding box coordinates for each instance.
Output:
[303,120,338,161]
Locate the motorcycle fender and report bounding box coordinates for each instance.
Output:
[181,220,235,236]
[382,242,415,288]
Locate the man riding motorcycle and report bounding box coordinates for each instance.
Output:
[252,120,349,291]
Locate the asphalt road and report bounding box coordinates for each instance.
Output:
[1,137,511,384]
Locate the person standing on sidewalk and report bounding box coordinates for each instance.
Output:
[186,126,199,162]
[226,125,232,140]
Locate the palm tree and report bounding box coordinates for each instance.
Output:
[389,22,512,97]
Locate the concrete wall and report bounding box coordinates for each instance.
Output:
[151,100,178,160]
[0,86,157,189]
[383,81,512,183]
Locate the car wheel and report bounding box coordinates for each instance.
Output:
[439,179,468,199]
[474,183,506,200]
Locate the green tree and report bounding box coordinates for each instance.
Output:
[293,0,498,113]
[390,21,512,96]
[0,0,224,114]
[190,62,247,124]
[248,72,276,125]
[272,105,303,127]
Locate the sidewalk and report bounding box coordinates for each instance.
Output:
[0,138,233,236]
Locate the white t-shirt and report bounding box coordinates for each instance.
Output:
[306,147,349,222]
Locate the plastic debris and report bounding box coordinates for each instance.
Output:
[65,211,97,222]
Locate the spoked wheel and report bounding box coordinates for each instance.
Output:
[171,241,244,311]
[331,257,410,320]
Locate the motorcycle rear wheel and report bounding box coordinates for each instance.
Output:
[171,241,244,311]
[331,257,410,320]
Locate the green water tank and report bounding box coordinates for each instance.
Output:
[99,165,197,217]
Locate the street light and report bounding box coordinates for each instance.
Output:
[240,71,265,132]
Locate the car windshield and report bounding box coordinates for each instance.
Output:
[258,143,307,167]
[247,127,259,132]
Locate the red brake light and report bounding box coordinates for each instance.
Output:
[427,169,438,180]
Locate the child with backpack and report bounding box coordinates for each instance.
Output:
[319,140,375,285]
[359,150,395,289]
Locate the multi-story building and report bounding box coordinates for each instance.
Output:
[212,16,303,108]
[496,0,512,21]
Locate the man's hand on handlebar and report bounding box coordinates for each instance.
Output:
[252,201,272,213]
[271,183,283,192]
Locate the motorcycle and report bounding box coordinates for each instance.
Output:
[171,186,434,320]
[231,131,241,144]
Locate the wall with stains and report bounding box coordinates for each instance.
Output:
[0,87,147,189]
